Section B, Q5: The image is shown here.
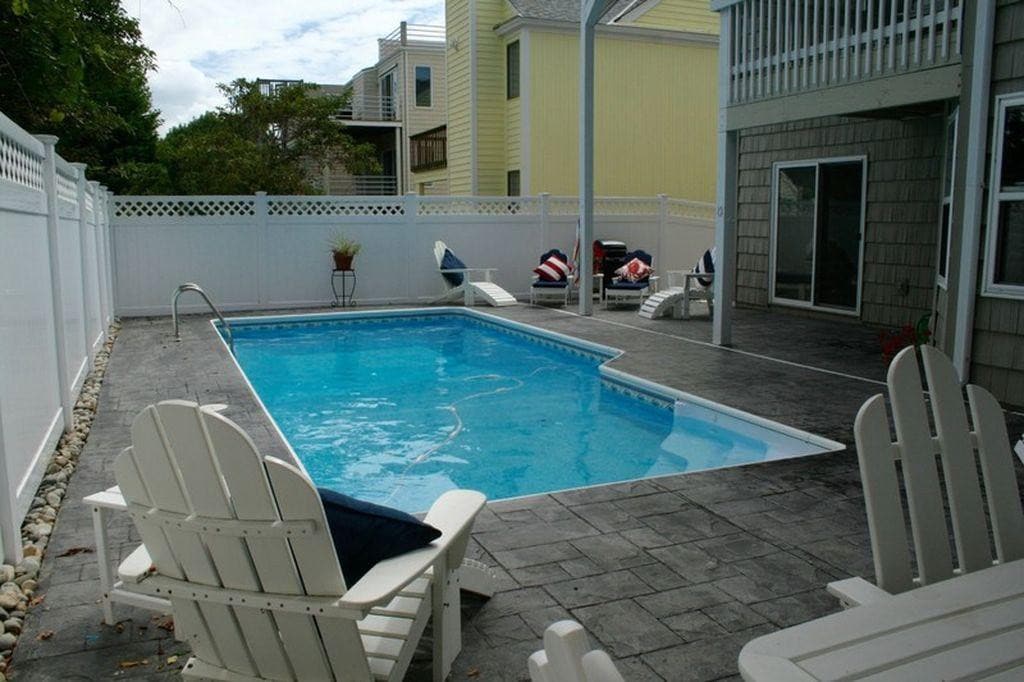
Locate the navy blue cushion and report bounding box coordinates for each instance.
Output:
[607,280,649,290]
[318,488,441,587]
[532,280,568,288]
[440,249,466,286]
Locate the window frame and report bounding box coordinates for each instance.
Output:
[769,155,868,316]
[414,65,432,108]
[506,40,520,100]
[982,92,1024,299]
[936,107,958,289]
[507,169,521,197]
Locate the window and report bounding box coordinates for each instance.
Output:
[414,66,431,107]
[937,108,958,288]
[771,157,866,313]
[985,94,1024,296]
[506,41,520,99]
[507,170,521,196]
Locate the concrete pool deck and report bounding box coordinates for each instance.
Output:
[8,305,1023,680]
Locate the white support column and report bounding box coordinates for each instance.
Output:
[952,1,996,382]
[37,135,74,433]
[578,0,607,316]
[70,163,95,364]
[540,192,551,253]
[713,10,737,347]
[102,187,116,322]
[405,192,419,303]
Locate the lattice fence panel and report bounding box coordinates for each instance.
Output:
[548,197,579,216]
[0,131,44,192]
[666,199,715,221]
[115,198,256,218]
[56,170,78,205]
[594,198,661,216]
[268,198,404,217]
[418,197,540,216]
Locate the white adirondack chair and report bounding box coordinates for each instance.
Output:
[113,400,491,681]
[828,345,1024,608]
[433,240,517,307]
[527,621,625,682]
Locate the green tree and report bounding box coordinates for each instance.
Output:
[0,0,161,193]
[156,79,380,195]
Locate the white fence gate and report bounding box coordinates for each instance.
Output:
[111,193,715,315]
[0,111,115,563]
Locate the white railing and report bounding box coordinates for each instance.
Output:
[722,0,962,105]
[328,175,399,196]
[0,110,114,564]
[110,192,715,316]
[378,22,445,61]
[337,95,400,122]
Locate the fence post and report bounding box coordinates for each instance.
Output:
[0,394,21,564]
[254,191,268,306]
[405,192,419,303]
[71,163,95,364]
[657,193,668,270]
[540,192,551,254]
[37,135,74,435]
[91,181,109,334]
[101,186,116,322]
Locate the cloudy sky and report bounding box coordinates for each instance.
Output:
[121,0,444,135]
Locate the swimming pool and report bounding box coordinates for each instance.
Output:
[222,309,842,512]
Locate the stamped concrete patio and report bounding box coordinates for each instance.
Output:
[8,305,1023,681]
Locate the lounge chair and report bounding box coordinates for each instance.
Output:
[530,248,574,306]
[528,620,624,682]
[603,249,658,308]
[434,240,517,307]
[112,400,493,681]
[828,346,1024,609]
[639,247,715,320]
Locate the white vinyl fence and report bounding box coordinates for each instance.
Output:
[111,193,715,315]
[0,111,115,563]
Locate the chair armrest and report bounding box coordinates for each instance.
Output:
[84,485,127,511]
[826,577,891,609]
[338,490,486,611]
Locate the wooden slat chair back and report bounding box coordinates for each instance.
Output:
[114,400,485,681]
[848,345,1024,598]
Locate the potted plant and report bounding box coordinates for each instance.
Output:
[329,233,361,270]
[879,313,931,366]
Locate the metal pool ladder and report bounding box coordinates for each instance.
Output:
[172,282,234,354]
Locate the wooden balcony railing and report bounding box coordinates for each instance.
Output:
[410,126,447,172]
[718,0,962,107]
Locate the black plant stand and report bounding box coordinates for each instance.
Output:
[331,269,356,307]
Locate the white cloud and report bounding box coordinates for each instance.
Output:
[122,0,444,134]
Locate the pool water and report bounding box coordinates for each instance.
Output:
[227,312,835,512]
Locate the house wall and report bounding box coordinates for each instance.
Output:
[735,115,945,328]
[527,28,718,201]
[446,0,473,193]
[970,0,1024,406]
[474,0,508,195]
[625,0,719,34]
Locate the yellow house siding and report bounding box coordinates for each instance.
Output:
[505,33,522,185]
[411,166,450,194]
[528,30,717,202]
[627,0,719,34]
[445,0,472,193]
[474,0,508,194]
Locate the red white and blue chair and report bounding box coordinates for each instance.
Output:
[603,249,658,308]
[530,248,574,306]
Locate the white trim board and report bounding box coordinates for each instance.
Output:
[981,93,1024,301]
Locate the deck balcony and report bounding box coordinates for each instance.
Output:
[377,22,445,62]
[714,0,963,129]
[336,95,401,123]
[410,125,447,172]
[327,174,398,195]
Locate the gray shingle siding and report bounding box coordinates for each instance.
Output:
[735,115,943,327]
[970,0,1024,407]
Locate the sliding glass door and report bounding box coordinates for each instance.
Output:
[771,158,865,313]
